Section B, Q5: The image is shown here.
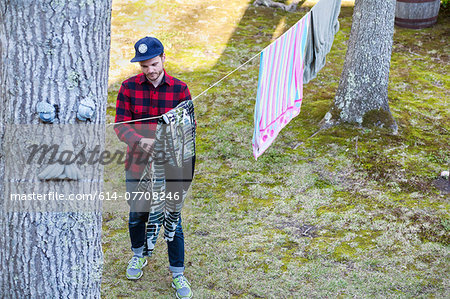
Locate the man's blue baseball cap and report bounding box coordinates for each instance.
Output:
[130,36,164,62]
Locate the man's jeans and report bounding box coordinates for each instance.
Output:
[126,171,185,273]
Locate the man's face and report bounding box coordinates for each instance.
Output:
[139,53,165,82]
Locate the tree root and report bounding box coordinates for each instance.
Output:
[252,0,304,12]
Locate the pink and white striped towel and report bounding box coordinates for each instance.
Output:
[252,13,311,159]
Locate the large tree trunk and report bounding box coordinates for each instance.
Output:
[0,1,111,298]
[322,0,398,132]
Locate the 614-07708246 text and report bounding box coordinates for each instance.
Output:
[9,191,180,202]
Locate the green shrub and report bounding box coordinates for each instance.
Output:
[442,0,450,9]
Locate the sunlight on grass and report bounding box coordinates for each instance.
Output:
[109,0,253,85]
[272,16,287,40]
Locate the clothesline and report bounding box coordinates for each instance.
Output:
[108,50,262,126]
[108,0,341,161]
[109,0,340,148]
[108,15,312,127]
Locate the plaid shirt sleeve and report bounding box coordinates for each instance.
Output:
[114,81,143,147]
[181,85,192,102]
[181,85,196,125]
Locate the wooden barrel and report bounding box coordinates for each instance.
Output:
[395,0,441,29]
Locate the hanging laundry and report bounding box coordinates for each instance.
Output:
[303,0,342,84]
[137,100,196,256]
[253,13,311,159]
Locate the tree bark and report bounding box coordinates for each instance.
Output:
[322,0,398,132]
[0,1,111,298]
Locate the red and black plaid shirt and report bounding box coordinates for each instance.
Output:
[114,70,191,178]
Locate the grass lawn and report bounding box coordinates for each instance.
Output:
[101,1,449,297]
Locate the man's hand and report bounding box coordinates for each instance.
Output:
[138,138,155,153]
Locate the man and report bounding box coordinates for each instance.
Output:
[114,36,193,299]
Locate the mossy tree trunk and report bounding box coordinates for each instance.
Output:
[322,0,398,132]
[0,1,111,298]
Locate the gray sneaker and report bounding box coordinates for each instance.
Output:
[172,274,193,298]
[126,256,147,280]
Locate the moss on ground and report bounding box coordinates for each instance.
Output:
[362,108,397,129]
[102,1,450,298]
